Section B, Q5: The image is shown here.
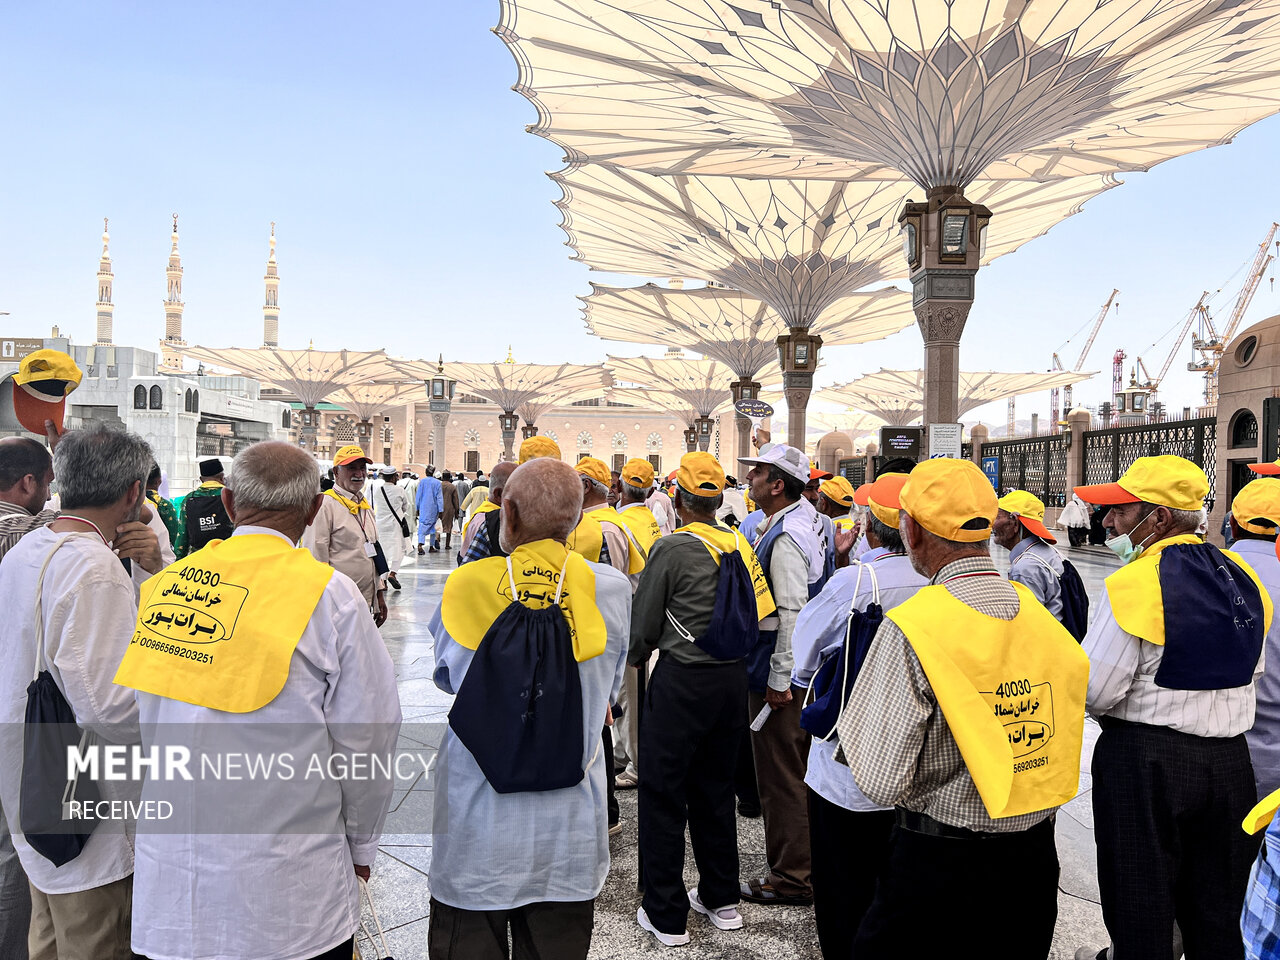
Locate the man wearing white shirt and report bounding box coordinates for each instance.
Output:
[0,425,154,960]
[118,441,402,960]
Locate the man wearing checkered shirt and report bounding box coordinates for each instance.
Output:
[836,458,1088,958]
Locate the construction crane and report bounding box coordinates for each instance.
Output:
[1187,223,1278,408]
[1132,292,1211,410]
[1049,288,1119,431]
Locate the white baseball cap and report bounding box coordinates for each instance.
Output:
[378,464,397,476]
[738,444,809,485]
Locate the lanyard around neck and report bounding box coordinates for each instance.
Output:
[58,515,109,545]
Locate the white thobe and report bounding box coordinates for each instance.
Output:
[371,479,410,573]
[0,527,141,894]
[130,526,403,960]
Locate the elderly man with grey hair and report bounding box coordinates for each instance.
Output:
[117,440,402,960]
[427,458,630,959]
[458,460,517,564]
[0,424,155,960]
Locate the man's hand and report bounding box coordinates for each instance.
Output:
[115,522,163,574]
[764,686,793,709]
[354,864,371,881]
[834,526,857,561]
[44,419,62,450]
[753,427,771,450]
[604,702,614,727]
[374,590,388,627]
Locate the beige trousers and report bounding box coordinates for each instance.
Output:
[28,874,133,960]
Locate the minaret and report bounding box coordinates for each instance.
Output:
[95,218,114,345]
[263,222,280,347]
[160,213,186,371]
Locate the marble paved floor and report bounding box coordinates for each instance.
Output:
[364,539,1121,958]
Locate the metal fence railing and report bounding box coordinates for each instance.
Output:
[1081,416,1217,510]
[976,435,1069,506]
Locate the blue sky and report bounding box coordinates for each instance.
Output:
[3,2,1279,426]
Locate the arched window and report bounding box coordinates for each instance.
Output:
[184,389,193,412]
[577,431,592,451]
[149,385,163,410]
[133,385,147,409]
[381,423,394,443]
[190,389,198,413]
[646,432,662,452]
[281,410,292,429]
[464,429,480,448]
[1232,409,1259,449]
[544,431,558,444]
[332,417,356,444]
[611,431,627,452]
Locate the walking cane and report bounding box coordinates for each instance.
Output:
[635,660,646,893]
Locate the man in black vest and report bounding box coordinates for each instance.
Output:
[174,458,233,558]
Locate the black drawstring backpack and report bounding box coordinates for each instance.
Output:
[448,555,588,793]
[21,535,101,866]
[664,529,759,661]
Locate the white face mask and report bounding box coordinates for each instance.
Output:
[1105,510,1160,565]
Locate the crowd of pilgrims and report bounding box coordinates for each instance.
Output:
[5,423,1280,960]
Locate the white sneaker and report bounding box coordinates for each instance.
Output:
[637,907,690,947]
[688,889,743,930]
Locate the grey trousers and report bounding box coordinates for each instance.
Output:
[0,806,29,960]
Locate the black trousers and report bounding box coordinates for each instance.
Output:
[807,789,893,960]
[1093,718,1260,960]
[852,816,1059,959]
[638,657,746,935]
[602,724,618,826]
[427,897,594,960]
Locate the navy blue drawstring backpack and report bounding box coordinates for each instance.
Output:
[665,530,759,661]
[448,556,586,793]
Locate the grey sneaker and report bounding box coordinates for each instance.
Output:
[688,889,743,930]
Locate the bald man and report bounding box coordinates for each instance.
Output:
[458,461,518,564]
[428,459,630,959]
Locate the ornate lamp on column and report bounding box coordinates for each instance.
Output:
[694,415,715,453]
[683,426,697,453]
[521,423,539,439]
[730,376,761,464]
[898,189,992,426]
[499,412,520,461]
[429,357,456,470]
[776,330,823,447]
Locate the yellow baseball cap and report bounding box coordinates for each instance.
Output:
[1233,478,1280,535]
[1074,455,1207,510]
[334,444,371,467]
[519,435,561,464]
[867,473,910,529]
[900,459,997,543]
[677,451,725,495]
[13,349,82,435]
[997,490,1056,544]
[574,456,611,487]
[621,457,655,489]
[819,476,855,507]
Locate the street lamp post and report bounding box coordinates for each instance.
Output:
[498,412,519,461]
[683,425,697,453]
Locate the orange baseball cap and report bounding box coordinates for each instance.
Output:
[852,482,874,507]
[334,444,371,467]
[867,473,910,529]
[1250,459,1280,476]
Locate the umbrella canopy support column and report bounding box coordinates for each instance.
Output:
[899,188,991,427]
[730,377,761,466]
[499,412,519,462]
[776,330,822,447]
[683,426,697,453]
[521,424,539,439]
[299,405,319,453]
